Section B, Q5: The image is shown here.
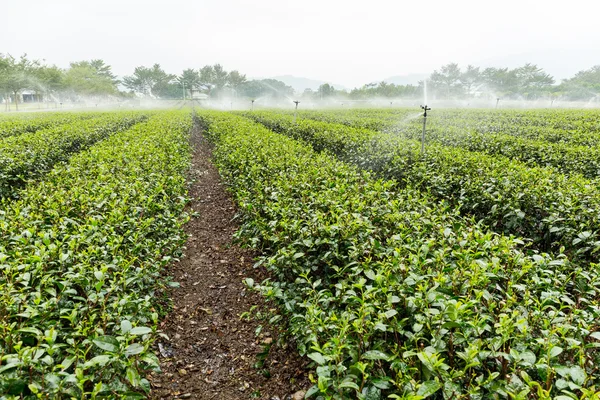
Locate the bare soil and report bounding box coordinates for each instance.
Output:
[149,125,309,399]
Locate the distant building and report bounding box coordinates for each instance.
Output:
[21,90,43,103]
[190,89,208,100]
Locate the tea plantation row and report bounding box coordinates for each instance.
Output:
[0,111,191,398]
[294,109,600,177]
[199,111,600,399]
[241,111,600,264]
[0,112,101,139]
[0,112,149,199]
[2,108,600,399]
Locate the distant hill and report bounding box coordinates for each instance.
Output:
[270,75,349,93]
[381,73,428,86]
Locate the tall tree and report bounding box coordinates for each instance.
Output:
[89,59,119,85]
[227,70,247,90]
[148,64,177,98]
[429,63,463,98]
[123,66,154,95]
[197,64,245,96]
[318,83,335,98]
[349,82,418,99]
[0,55,10,109]
[0,54,41,111]
[177,69,200,99]
[460,65,482,96]
[179,69,200,88]
[514,63,554,98]
[212,64,229,89]
[122,64,176,98]
[197,65,215,95]
[237,79,294,99]
[32,65,64,101]
[559,65,600,100]
[64,61,117,98]
[481,67,518,96]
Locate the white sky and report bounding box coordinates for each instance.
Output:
[3,0,600,87]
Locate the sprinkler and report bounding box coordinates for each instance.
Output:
[293,100,300,123]
[496,97,500,109]
[420,105,431,154]
[251,99,255,111]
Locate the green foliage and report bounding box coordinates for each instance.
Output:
[318,83,336,98]
[0,111,192,398]
[199,111,600,399]
[237,79,294,100]
[428,63,555,99]
[559,66,600,101]
[295,108,600,148]
[0,112,149,199]
[293,108,600,178]
[0,54,42,111]
[242,111,600,263]
[63,61,119,97]
[430,63,463,98]
[0,112,97,139]
[122,64,177,98]
[178,68,201,96]
[349,82,420,100]
[194,64,248,97]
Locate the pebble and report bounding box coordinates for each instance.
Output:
[291,391,306,400]
[262,337,273,345]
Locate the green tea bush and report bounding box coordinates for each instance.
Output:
[0,112,98,139]
[0,112,148,198]
[243,112,600,264]
[200,111,600,399]
[0,111,191,398]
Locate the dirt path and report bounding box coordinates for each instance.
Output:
[149,125,309,400]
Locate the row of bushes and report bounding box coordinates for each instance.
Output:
[0,112,98,139]
[0,112,148,199]
[200,111,600,399]
[297,108,600,147]
[296,109,600,178]
[0,111,192,398]
[243,111,600,264]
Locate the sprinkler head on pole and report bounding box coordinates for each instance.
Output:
[293,101,300,123]
[420,105,431,117]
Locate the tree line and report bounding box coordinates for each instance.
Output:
[2,53,600,110]
[320,63,600,102]
[0,53,296,110]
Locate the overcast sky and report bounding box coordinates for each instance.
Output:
[3,0,599,88]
